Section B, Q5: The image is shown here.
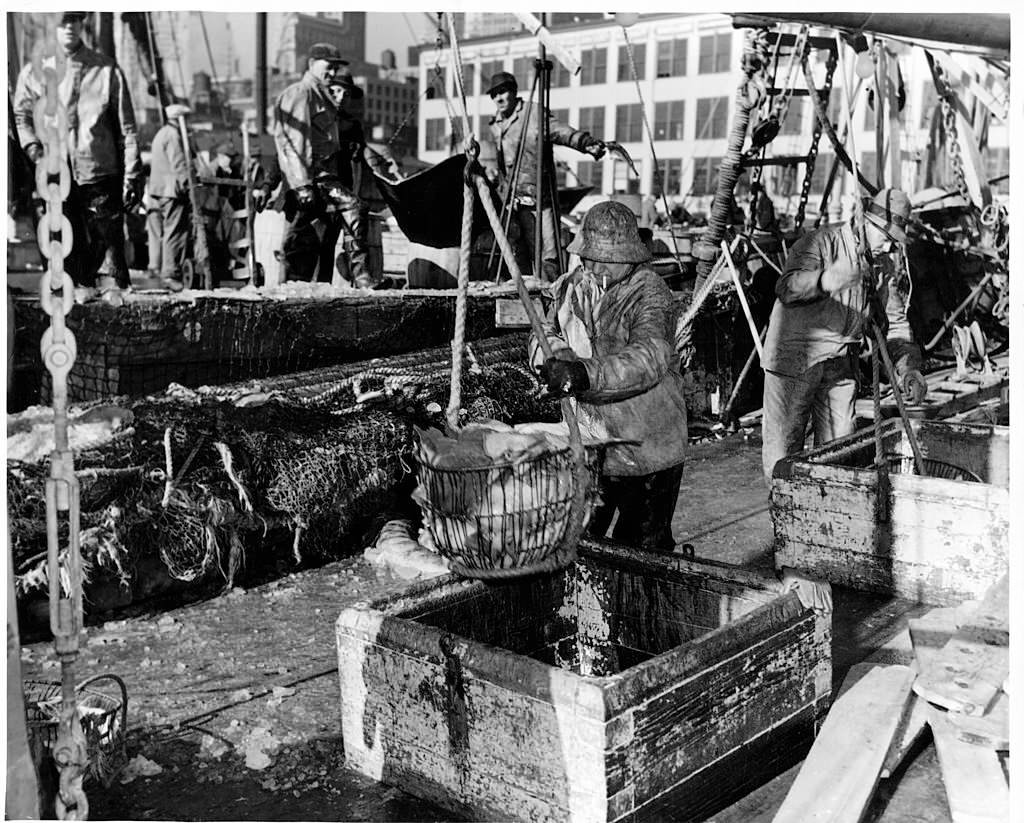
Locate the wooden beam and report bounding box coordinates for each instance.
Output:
[741,155,811,168]
[772,665,916,823]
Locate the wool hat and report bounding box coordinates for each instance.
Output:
[863,187,911,243]
[330,69,364,100]
[308,43,348,64]
[567,201,652,264]
[486,71,518,96]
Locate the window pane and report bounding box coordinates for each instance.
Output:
[615,103,642,142]
[809,154,834,195]
[696,97,728,139]
[577,159,603,190]
[781,98,804,135]
[618,43,645,82]
[692,156,720,195]
[654,100,685,140]
[426,118,448,151]
[550,108,569,125]
[579,106,605,141]
[715,33,731,72]
[582,47,608,85]
[513,56,533,90]
[698,35,715,74]
[552,61,572,88]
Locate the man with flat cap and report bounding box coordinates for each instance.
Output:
[273,42,355,283]
[146,102,193,291]
[761,187,927,486]
[486,70,606,282]
[14,10,143,301]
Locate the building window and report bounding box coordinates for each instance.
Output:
[425,118,448,151]
[578,105,605,141]
[427,68,446,100]
[698,32,731,74]
[618,44,645,81]
[455,63,475,96]
[552,61,572,88]
[512,56,534,90]
[695,96,729,139]
[691,156,721,196]
[577,159,603,191]
[654,158,683,196]
[613,159,640,194]
[808,154,834,195]
[581,47,607,85]
[481,59,504,92]
[985,146,1009,195]
[615,103,643,142]
[654,100,685,140]
[656,39,687,78]
[550,108,569,126]
[781,98,804,135]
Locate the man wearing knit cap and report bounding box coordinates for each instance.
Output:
[761,187,927,486]
[529,201,688,552]
[14,10,143,301]
[273,42,352,282]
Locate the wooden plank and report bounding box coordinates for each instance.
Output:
[772,664,916,823]
[912,574,1009,715]
[926,704,1009,823]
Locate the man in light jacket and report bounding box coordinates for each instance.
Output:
[761,188,927,486]
[13,11,142,301]
[530,201,688,552]
[487,71,606,282]
[146,103,193,291]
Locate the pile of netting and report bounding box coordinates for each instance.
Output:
[8,333,560,598]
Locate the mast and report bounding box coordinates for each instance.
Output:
[255,13,268,135]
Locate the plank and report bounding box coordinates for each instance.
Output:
[772,664,916,823]
[912,574,1009,715]
[926,704,1009,823]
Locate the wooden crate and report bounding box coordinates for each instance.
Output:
[337,540,831,822]
[772,419,1009,605]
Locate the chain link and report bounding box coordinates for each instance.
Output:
[30,41,89,821]
[931,59,973,206]
[795,47,836,229]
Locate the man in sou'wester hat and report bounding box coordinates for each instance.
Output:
[761,187,926,486]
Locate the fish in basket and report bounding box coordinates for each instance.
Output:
[413,421,611,578]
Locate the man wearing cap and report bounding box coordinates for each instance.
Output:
[761,187,927,486]
[529,201,688,552]
[146,103,193,291]
[273,43,353,283]
[486,71,606,282]
[13,11,143,301]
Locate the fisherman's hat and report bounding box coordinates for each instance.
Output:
[567,200,652,264]
[308,43,348,64]
[330,69,364,100]
[863,187,912,243]
[486,71,518,96]
[59,11,88,24]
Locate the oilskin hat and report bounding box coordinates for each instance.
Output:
[567,201,652,264]
[486,71,518,96]
[331,69,364,100]
[308,43,348,64]
[863,187,911,243]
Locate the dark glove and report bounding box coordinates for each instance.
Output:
[122,177,144,211]
[252,184,271,213]
[585,140,606,160]
[25,142,44,164]
[294,185,317,210]
[538,358,590,398]
[899,369,928,404]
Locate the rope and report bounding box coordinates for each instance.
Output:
[621,26,683,269]
[446,155,476,433]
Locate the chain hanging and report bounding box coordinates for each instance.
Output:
[928,54,973,207]
[795,46,836,229]
[30,42,89,820]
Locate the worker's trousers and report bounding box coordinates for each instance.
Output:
[281,207,344,283]
[588,462,684,553]
[334,192,375,288]
[64,177,130,288]
[514,205,561,282]
[761,355,857,487]
[148,196,191,280]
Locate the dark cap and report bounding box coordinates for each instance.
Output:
[486,71,518,96]
[214,140,239,157]
[59,11,88,23]
[308,43,348,64]
[329,69,364,100]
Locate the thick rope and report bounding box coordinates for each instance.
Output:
[446,164,475,433]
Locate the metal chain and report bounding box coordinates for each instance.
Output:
[931,58,973,206]
[30,44,89,821]
[795,46,836,229]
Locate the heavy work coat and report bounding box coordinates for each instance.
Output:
[489,98,597,205]
[147,122,189,199]
[530,264,688,477]
[274,71,345,190]
[763,222,921,378]
[13,44,141,186]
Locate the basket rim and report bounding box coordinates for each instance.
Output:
[417,443,603,475]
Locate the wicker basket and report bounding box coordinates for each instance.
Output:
[417,445,603,579]
[24,674,128,787]
[885,454,982,483]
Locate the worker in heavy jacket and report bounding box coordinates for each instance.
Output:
[14,11,143,301]
[487,71,606,282]
[273,42,353,283]
[761,188,927,486]
[530,201,688,553]
[146,103,193,292]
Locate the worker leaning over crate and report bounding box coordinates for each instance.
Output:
[529,201,688,553]
[13,10,143,303]
[760,188,927,486]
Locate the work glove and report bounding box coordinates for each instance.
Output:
[899,369,928,404]
[25,142,44,164]
[251,184,270,213]
[293,185,317,210]
[122,177,144,211]
[538,357,590,398]
[780,567,833,615]
[585,140,607,160]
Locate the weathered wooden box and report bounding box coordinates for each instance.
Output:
[337,540,831,822]
[772,420,1009,605]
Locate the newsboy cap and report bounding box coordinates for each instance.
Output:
[308,43,348,64]
[486,71,518,96]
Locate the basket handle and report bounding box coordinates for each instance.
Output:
[75,673,128,739]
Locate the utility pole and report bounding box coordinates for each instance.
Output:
[256,13,268,135]
[97,12,115,60]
